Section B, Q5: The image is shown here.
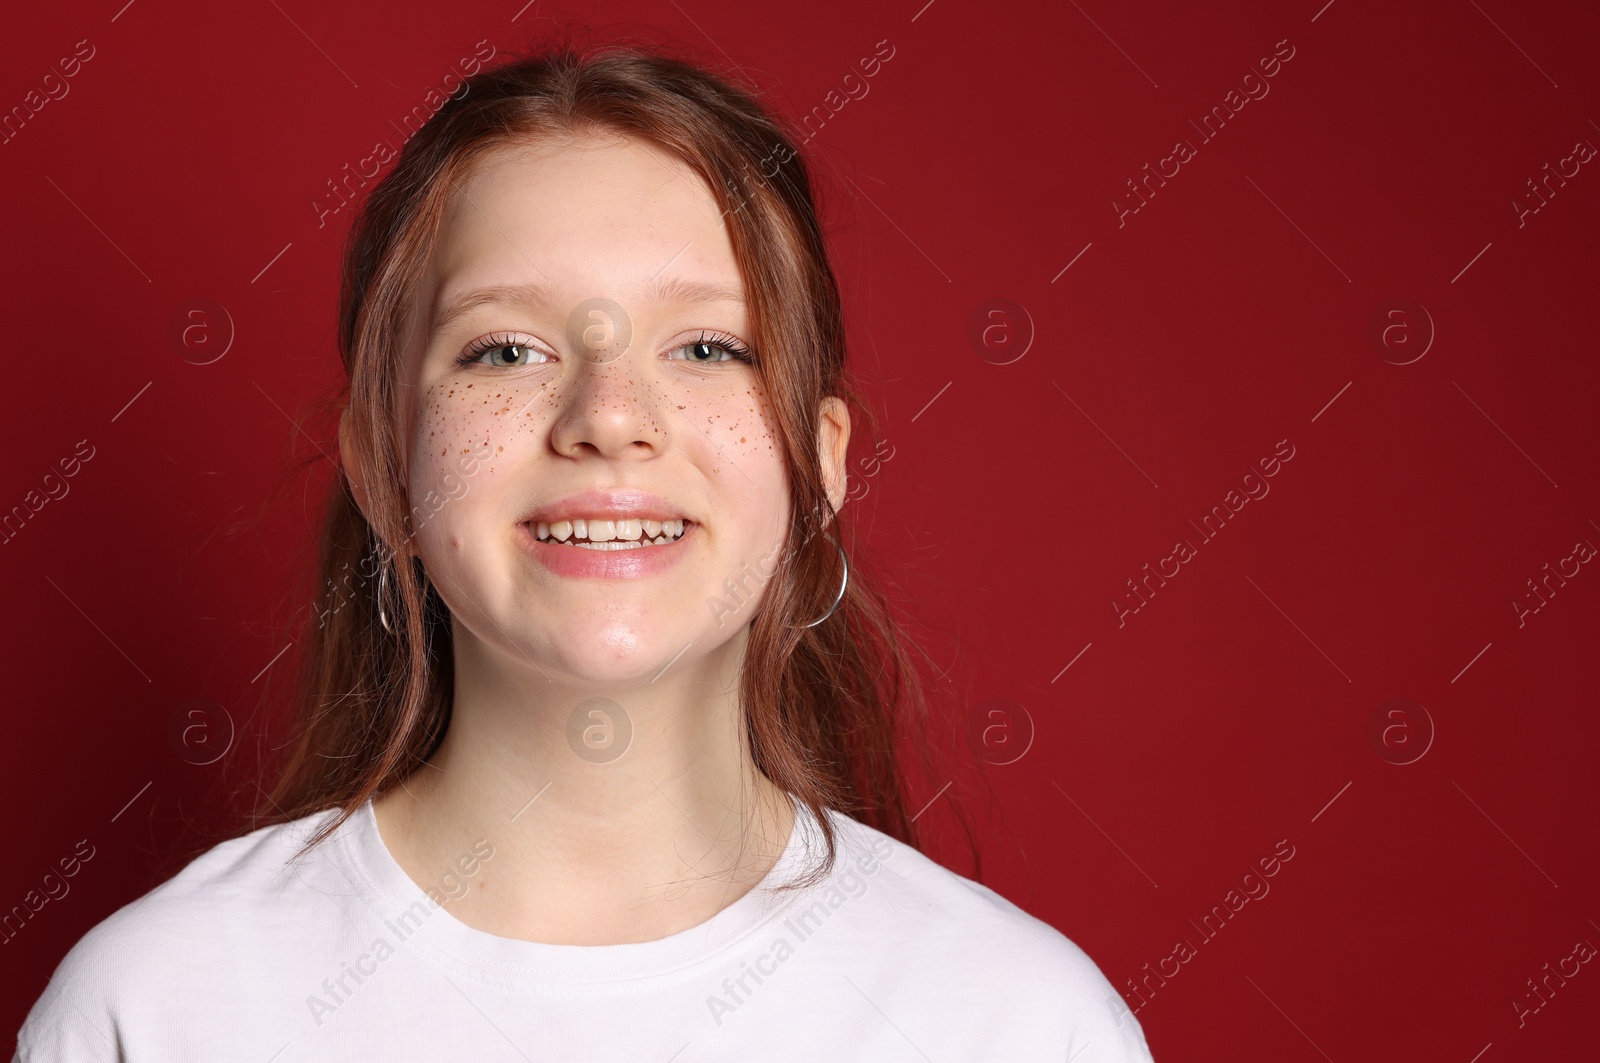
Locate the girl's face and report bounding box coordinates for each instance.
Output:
[393,133,799,682]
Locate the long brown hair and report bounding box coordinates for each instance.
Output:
[253,30,968,887]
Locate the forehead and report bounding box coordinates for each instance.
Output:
[423,133,741,313]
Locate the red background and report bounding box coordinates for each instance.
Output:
[3,1,1597,1059]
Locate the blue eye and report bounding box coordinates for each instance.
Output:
[456,333,549,368]
[671,331,755,365]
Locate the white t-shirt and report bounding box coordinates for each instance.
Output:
[13,797,1157,1061]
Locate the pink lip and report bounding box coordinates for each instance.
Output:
[521,489,690,526]
[517,519,695,579]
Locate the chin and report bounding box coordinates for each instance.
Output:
[533,623,699,681]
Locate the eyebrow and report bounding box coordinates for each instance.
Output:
[430,275,746,337]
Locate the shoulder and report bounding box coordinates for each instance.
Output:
[14,808,344,1061]
[808,809,1158,1061]
[814,809,1110,983]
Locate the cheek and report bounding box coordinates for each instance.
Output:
[703,380,782,468]
[701,382,789,536]
[694,383,793,618]
[406,379,553,543]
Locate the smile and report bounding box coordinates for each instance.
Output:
[516,519,696,579]
[531,517,689,549]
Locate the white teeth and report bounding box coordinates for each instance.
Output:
[533,517,688,547]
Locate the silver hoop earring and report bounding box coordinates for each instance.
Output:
[795,532,849,629]
[375,548,393,635]
[375,542,430,635]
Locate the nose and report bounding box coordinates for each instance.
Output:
[548,348,669,461]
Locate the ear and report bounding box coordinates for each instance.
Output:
[337,405,372,521]
[816,396,852,528]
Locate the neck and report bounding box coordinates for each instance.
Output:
[370,624,796,946]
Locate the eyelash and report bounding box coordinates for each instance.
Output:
[453,330,755,368]
[453,332,532,368]
[684,330,756,365]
